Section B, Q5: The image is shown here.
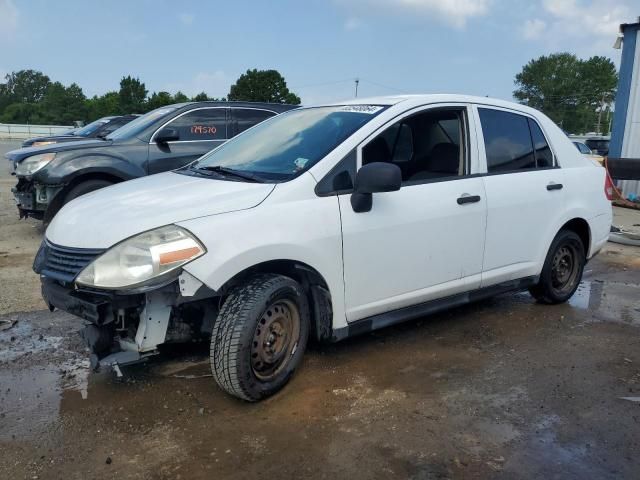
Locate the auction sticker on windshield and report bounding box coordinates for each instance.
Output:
[340,105,384,114]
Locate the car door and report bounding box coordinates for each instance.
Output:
[338,104,487,322]
[474,105,565,286]
[147,107,229,174]
[230,108,277,137]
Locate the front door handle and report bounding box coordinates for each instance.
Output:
[457,194,481,205]
[547,183,563,191]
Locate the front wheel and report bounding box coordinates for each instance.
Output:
[210,274,310,401]
[529,229,585,304]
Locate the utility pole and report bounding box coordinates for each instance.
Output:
[354,78,359,98]
[596,93,606,135]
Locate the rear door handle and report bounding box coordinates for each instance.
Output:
[457,194,481,205]
[547,183,563,191]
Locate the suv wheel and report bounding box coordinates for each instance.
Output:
[210,274,310,401]
[529,229,585,304]
[65,179,114,204]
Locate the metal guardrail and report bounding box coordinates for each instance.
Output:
[0,123,73,140]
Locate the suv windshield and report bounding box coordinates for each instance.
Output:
[106,106,178,141]
[189,105,387,181]
[74,118,110,136]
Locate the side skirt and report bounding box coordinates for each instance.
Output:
[331,276,538,341]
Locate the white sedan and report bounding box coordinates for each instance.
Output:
[36,95,613,401]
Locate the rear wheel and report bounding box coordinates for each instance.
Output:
[529,229,585,304]
[210,274,310,401]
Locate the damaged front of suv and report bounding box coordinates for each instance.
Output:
[6,140,111,221]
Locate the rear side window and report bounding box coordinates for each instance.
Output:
[233,109,275,135]
[167,108,227,141]
[528,119,554,168]
[479,108,535,172]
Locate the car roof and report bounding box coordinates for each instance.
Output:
[177,101,298,112]
[320,94,540,113]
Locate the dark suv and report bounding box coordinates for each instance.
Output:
[21,115,139,147]
[7,101,297,222]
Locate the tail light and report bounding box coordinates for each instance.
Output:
[604,173,615,201]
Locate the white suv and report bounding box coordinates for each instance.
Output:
[36,95,613,401]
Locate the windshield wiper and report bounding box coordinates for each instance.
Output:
[196,165,264,183]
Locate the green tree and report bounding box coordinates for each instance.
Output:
[172,91,189,103]
[39,82,86,124]
[147,91,174,110]
[86,91,120,120]
[118,75,147,113]
[192,91,209,101]
[514,53,617,134]
[3,69,51,104]
[228,69,301,104]
[0,102,44,124]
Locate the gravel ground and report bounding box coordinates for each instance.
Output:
[1,139,639,479]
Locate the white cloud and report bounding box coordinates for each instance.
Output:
[163,71,231,98]
[178,13,194,25]
[344,17,364,31]
[521,0,634,55]
[0,0,18,40]
[336,0,492,29]
[521,18,546,40]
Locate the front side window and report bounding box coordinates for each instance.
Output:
[233,108,275,135]
[362,108,465,183]
[479,108,535,173]
[189,105,387,181]
[166,108,227,141]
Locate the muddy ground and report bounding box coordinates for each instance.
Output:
[1,140,639,479]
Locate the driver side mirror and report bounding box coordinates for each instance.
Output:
[350,162,402,213]
[155,127,180,143]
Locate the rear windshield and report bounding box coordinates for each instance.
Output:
[189,105,387,181]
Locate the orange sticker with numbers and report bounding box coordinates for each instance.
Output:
[191,125,217,135]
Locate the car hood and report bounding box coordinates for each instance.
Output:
[46,172,276,249]
[5,139,111,162]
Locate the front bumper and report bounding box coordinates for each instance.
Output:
[41,278,143,325]
[12,178,63,219]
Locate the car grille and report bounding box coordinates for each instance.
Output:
[34,240,105,284]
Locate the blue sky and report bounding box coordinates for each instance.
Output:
[0,0,635,104]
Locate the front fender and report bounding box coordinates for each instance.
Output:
[33,154,146,185]
[177,181,348,330]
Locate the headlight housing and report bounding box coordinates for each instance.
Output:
[76,225,205,290]
[15,152,56,176]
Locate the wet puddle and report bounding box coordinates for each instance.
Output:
[567,280,640,325]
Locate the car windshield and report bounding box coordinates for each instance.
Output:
[189,105,387,181]
[106,106,178,140]
[74,118,110,136]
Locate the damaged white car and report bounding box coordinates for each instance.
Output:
[35,95,613,401]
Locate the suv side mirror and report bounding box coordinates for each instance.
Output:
[155,127,180,143]
[351,162,402,213]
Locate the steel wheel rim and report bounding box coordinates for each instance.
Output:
[551,244,579,295]
[250,299,300,381]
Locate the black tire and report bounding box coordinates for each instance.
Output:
[210,274,310,401]
[529,229,585,304]
[64,179,114,204]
